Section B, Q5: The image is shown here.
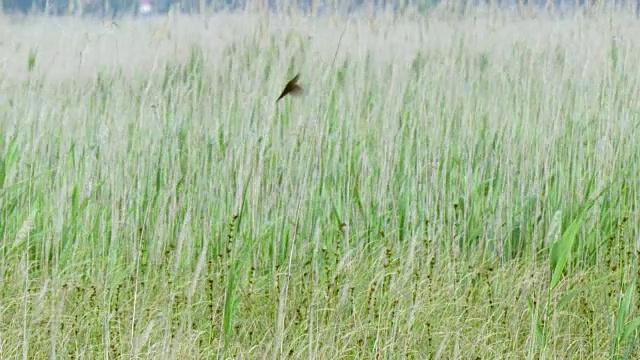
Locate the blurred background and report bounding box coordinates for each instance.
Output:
[2,0,640,19]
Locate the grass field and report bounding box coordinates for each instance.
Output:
[1,8,640,359]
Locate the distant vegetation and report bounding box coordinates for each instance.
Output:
[3,0,640,17]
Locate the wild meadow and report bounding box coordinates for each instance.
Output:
[0,6,640,358]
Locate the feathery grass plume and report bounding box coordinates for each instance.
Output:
[151,5,176,44]
[12,218,34,252]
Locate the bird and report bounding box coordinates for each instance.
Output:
[276,73,303,102]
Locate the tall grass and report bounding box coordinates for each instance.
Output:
[0,9,639,358]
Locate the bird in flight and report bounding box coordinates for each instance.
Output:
[276,73,303,102]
